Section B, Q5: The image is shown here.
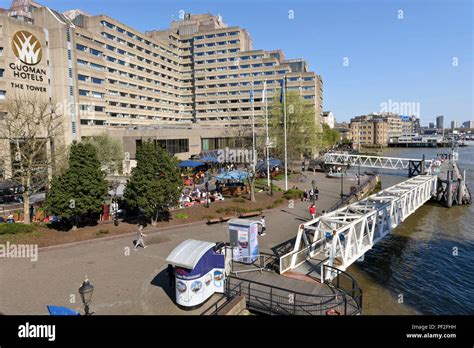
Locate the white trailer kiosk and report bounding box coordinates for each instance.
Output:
[166,239,225,309]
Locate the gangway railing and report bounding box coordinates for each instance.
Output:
[223,270,362,315]
[280,175,438,279]
[324,152,433,175]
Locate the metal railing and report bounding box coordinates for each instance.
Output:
[225,270,362,316]
[230,252,279,275]
[328,176,377,212]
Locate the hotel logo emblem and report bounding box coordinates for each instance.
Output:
[12,31,43,66]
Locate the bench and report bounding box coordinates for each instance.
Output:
[239,211,261,218]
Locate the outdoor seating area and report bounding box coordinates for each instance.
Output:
[177,188,224,209]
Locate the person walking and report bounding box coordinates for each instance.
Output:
[309,204,316,220]
[309,189,314,203]
[260,216,266,236]
[134,225,147,250]
[314,187,320,201]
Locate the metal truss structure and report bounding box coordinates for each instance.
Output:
[279,175,438,280]
[324,153,433,173]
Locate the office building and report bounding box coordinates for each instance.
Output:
[436,115,444,130]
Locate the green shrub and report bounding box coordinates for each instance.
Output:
[175,213,189,219]
[283,189,303,200]
[0,223,37,235]
[95,229,110,236]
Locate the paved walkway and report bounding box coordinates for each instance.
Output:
[0,173,362,315]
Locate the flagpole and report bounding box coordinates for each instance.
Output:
[283,76,288,191]
[251,83,256,173]
[264,81,270,189]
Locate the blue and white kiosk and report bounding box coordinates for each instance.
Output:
[166,239,225,309]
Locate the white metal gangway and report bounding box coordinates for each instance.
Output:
[279,175,438,280]
[324,152,433,173]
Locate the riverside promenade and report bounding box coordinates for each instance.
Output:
[0,172,370,315]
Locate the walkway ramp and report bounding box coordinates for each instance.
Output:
[279,175,438,280]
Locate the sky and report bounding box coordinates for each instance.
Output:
[1,0,472,126]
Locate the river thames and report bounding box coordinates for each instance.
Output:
[347,145,474,315]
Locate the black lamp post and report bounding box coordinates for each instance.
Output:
[205,181,209,208]
[78,278,94,315]
[358,161,361,188]
[311,179,316,205]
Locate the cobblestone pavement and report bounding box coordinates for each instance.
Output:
[0,172,364,315]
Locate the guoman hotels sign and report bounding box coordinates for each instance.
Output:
[9,30,47,92]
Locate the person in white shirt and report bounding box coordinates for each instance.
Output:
[134,225,147,250]
[260,216,266,236]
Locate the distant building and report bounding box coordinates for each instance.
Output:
[451,120,458,129]
[462,120,474,129]
[429,122,436,129]
[334,122,350,141]
[322,111,335,129]
[436,116,444,130]
[349,113,415,147]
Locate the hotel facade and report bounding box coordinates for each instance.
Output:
[0,0,323,178]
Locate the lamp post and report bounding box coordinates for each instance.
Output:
[340,162,345,200]
[358,161,361,188]
[311,179,316,205]
[78,278,94,315]
[205,181,209,208]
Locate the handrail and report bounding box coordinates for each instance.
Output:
[226,269,362,315]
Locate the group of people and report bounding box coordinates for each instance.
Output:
[302,188,319,202]
[0,213,15,224]
[178,188,224,208]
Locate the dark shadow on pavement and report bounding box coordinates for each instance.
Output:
[150,268,174,301]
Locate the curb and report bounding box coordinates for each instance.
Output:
[38,219,209,252]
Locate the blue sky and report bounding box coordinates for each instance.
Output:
[2,0,472,125]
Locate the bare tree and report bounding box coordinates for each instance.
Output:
[0,92,64,224]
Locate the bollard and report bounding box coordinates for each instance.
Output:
[458,178,464,205]
[447,180,453,208]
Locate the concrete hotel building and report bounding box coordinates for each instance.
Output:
[0,0,323,178]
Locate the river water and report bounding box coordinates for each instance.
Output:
[346,145,474,315]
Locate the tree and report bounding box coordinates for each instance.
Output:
[0,93,63,224]
[269,91,319,170]
[44,142,108,229]
[123,141,181,225]
[82,133,124,175]
[321,124,340,149]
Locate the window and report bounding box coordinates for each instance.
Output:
[91,91,104,99]
[94,106,105,112]
[0,69,4,78]
[78,74,87,81]
[0,90,5,99]
[90,49,102,57]
[77,59,87,67]
[92,77,104,85]
[90,63,105,71]
[76,44,87,52]
[0,47,3,56]
[79,89,88,96]
[155,139,189,154]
